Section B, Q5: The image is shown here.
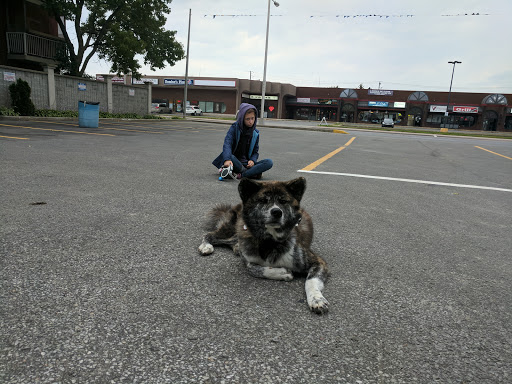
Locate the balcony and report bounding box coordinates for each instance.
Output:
[6,32,66,65]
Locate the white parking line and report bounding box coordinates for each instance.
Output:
[298,170,512,193]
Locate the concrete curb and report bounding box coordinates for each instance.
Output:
[186,117,512,141]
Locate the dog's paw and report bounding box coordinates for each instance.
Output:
[198,242,214,256]
[309,296,329,315]
[264,267,293,281]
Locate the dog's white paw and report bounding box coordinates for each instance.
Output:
[264,267,293,281]
[198,242,214,256]
[305,278,329,314]
[308,295,329,314]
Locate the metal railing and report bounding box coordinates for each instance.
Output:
[6,32,66,60]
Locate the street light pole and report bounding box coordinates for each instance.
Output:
[261,0,279,123]
[183,9,191,118]
[444,60,461,128]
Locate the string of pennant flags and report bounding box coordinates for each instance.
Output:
[204,13,490,19]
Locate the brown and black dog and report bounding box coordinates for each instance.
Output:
[198,177,329,314]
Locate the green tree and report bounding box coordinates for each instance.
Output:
[43,0,185,77]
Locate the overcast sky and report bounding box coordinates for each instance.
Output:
[85,0,512,94]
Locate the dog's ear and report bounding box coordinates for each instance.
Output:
[238,178,262,203]
[285,177,306,202]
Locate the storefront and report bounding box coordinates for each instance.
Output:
[357,101,405,124]
[123,73,511,131]
[285,98,339,121]
[241,93,278,118]
[427,105,479,129]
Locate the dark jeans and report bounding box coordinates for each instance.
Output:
[231,156,273,178]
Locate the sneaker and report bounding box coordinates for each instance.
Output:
[234,173,242,180]
[250,173,262,180]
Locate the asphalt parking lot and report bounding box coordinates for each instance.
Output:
[1,118,511,383]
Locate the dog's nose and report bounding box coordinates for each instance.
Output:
[271,208,282,218]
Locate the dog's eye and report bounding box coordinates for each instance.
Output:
[259,196,270,204]
[278,198,288,204]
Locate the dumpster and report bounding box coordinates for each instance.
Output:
[78,101,100,128]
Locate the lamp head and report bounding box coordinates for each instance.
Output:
[272,0,280,6]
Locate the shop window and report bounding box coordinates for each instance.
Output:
[340,89,358,98]
[197,101,226,113]
[213,102,226,113]
[428,114,477,128]
[205,102,214,113]
[359,111,383,123]
[482,94,507,105]
[504,117,512,130]
[408,91,429,102]
[426,114,443,124]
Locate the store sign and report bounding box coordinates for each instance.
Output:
[368,89,393,96]
[453,106,478,113]
[194,79,236,87]
[430,105,447,113]
[164,78,193,85]
[249,95,278,100]
[297,98,311,103]
[394,102,406,108]
[368,101,389,107]
[78,82,86,91]
[132,78,159,85]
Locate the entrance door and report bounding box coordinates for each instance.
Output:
[483,110,498,131]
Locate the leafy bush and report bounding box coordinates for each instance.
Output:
[0,106,19,116]
[32,109,166,119]
[35,109,78,117]
[8,78,36,116]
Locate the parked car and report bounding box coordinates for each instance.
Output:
[186,105,203,115]
[381,118,394,128]
[151,103,171,114]
[150,103,160,113]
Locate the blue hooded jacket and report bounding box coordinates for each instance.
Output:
[212,103,260,168]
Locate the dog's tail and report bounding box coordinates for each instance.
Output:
[203,204,238,231]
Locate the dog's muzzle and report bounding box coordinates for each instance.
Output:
[270,207,282,219]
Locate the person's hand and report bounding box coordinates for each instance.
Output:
[247,160,254,168]
[224,160,233,167]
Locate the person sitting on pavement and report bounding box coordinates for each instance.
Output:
[212,103,273,180]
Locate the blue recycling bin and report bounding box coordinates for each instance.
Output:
[78,101,100,128]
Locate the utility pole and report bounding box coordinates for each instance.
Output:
[183,9,191,118]
[261,0,279,123]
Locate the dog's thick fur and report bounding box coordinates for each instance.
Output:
[198,177,329,314]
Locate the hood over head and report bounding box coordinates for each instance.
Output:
[236,103,258,130]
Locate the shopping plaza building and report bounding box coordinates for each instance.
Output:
[123,75,512,132]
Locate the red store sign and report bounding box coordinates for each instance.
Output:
[453,106,478,113]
